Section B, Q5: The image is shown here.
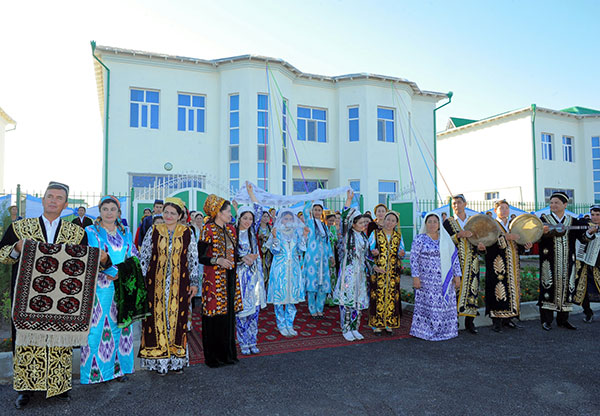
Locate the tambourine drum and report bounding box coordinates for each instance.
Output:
[509,214,543,244]
[464,214,501,247]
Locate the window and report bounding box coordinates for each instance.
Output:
[229,94,240,192]
[541,133,553,160]
[378,181,397,204]
[282,99,288,195]
[485,192,499,200]
[257,94,269,190]
[593,137,600,202]
[544,188,574,204]
[297,106,327,142]
[177,93,205,132]
[293,179,327,194]
[562,136,573,162]
[377,107,395,142]
[349,180,360,197]
[130,88,159,129]
[349,106,359,142]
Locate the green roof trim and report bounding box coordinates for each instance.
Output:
[449,117,477,127]
[560,106,600,115]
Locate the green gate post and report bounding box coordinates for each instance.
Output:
[16,184,21,216]
[129,187,134,229]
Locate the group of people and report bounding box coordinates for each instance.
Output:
[1,180,599,409]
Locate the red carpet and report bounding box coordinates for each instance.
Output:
[188,303,412,365]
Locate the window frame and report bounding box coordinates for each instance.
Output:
[177,92,206,133]
[297,105,328,143]
[130,88,160,130]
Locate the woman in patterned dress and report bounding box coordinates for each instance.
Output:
[81,196,138,384]
[409,213,461,341]
[138,197,199,374]
[257,211,273,290]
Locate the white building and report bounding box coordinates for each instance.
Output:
[0,106,16,191]
[92,44,449,222]
[437,105,600,206]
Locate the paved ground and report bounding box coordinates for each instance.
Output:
[0,312,598,416]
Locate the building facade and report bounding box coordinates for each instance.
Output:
[92,44,448,216]
[0,107,16,191]
[437,105,600,205]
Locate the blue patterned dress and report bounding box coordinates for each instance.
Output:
[81,224,139,384]
[409,234,462,341]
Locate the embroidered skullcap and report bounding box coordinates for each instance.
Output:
[154,199,164,205]
[373,203,388,213]
[494,199,509,209]
[590,204,600,212]
[47,181,69,196]
[204,194,226,218]
[452,194,466,203]
[165,197,185,211]
[323,209,335,219]
[99,195,121,209]
[384,211,400,222]
[550,192,569,204]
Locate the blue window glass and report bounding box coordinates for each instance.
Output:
[230,163,239,179]
[282,131,287,147]
[349,119,359,142]
[283,101,287,115]
[258,112,268,127]
[594,171,600,181]
[596,193,600,203]
[141,105,148,127]
[197,109,205,132]
[230,112,239,128]
[257,163,268,178]
[131,89,144,102]
[188,109,194,131]
[307,120,316,141]
[298,107,311,118]
[146,91,159,104]
[349,107,359,119]
[230,129,239,145]
[593,136,600,147]
[177,107,186,131]
[282,165,287,179]
[594,160,600,169]
[378,108,394,120]
[385,120,394,142]
[258,129,268,144]
[230,180,239,192]
[130,103,139,127]
[312,109,326,120]
[192,95,204,108]
[377,120,385,141]
[593,148,600,159]
[595,182,600,193]
[298,119,306,140]
[230,146,239,161]
[317,121,326,142]
[150,105,159,129]
[282,183,286,196]
[379,181,396,193]
[178,94,190,106]
[258,94,268,110]
[350,180,360,192]
[230,94,239,111]
[293,180,306,193]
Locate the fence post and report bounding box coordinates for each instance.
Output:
[359,194,364,212]
[130,187,134,228]
[16,184,21,216]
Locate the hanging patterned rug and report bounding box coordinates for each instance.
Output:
[188,302,412,365]
[12,240,100,347]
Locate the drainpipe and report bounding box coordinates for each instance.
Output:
[433,91,453,208]
[531,104,538,209]
[91,41,110,195]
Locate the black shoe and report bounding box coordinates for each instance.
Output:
[492,322,503,333]
[542,322,552,331]
[116,375,128,382]
[15,392,31,409]
[557,321,577,330]
[583,314,593,323]
[504,319,523,329]
[467,325,479,335]
[56,391,70,402]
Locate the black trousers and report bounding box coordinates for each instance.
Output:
[202,270,238,367]
[540,307,569,325]
[582,293,593,317]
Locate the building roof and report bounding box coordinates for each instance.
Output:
[91,44,448,121]
[439,104,600,137]
[0,106,16,128]
[560,106,600,115]
[448,117,477,128]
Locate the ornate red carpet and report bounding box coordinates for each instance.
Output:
[188,303,412,365]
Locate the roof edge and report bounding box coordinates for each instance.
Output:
[0,107,16,127]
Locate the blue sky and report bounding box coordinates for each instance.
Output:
[1,0,598,192]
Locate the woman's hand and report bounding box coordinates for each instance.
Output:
[412,277,421,289]
[453,276,461,288]
[457,230,472,239]
[246,181,258,203]
[374,265,385,274]
[524,242,533,250]
[100,249,109,265]
[345,189,354,206]
[107,274,118,281]
[271,227,277,238]
[398,249,405,258]
[188,285,198,301]
[303,227,310,238]
[216,258,235,269]
[371,248,380,256]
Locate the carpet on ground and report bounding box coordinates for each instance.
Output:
[188,302,412,365]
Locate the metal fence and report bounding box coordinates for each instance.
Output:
[413,199,594,216]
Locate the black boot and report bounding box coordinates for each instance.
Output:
[15,391,32,409]
[465,316,478,334]
[492,318,503,333]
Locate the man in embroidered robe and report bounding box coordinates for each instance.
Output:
[538,192,596,331]
[478,200,532,332]
[443,194,479,334]
[139,199,164,242]
[574,205,600,323]
[0,182,108,409]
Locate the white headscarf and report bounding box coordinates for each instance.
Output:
[420,212,458,303]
